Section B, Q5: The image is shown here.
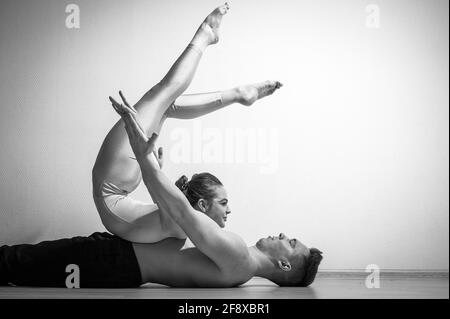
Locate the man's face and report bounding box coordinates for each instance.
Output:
[205,186,231,228]
[256,233,309,261]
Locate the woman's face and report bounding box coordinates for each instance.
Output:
[204,186,231,228]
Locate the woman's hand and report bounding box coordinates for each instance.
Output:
[109,91,160,164]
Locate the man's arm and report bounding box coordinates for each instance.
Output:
[137,154,248,271]
[109,96,248,272]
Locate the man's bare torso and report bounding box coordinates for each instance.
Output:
[132,238,252,287]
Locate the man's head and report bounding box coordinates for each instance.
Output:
[256,233,323,286]
[176,173,231,228]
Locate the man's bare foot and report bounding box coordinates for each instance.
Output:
[236,81,283,106]
[191,3,230,48]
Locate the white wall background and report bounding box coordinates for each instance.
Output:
[0,0,448,270]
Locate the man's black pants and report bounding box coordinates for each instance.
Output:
[0,232,142,288]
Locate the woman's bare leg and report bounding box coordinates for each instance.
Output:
[93,3,230,194]
[167,81,283,119]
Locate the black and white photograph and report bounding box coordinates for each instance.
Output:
[0,0,448,310]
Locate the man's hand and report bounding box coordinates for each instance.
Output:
[109,91,158,163]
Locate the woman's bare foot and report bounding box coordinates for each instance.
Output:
[236,81,283,106]
[191,3,230,48]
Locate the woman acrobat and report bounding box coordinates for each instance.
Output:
[92,3,282,243]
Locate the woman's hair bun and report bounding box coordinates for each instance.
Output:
[175,175,189,192]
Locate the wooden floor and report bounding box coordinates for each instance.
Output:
[0,272,448,299]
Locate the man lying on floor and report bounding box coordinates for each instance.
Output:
[0,96,323,289]
[1,3,323,289]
